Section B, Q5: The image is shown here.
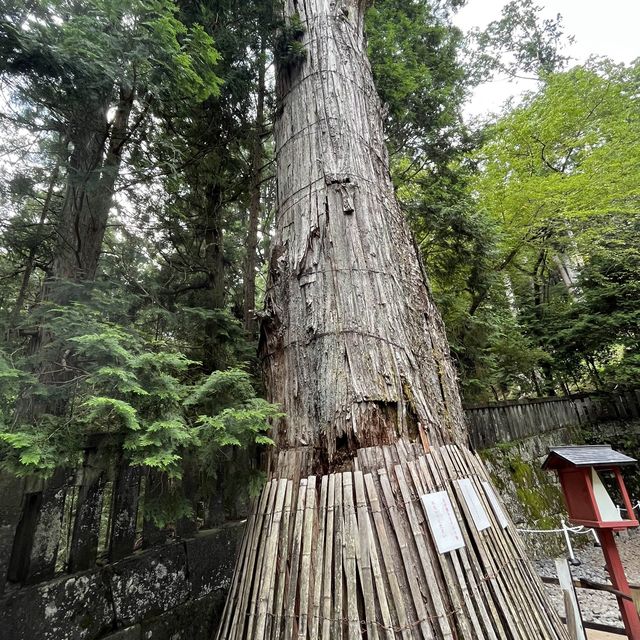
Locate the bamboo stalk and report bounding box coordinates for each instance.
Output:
[218,443,569,640]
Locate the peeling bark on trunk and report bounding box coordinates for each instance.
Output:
[218,2,568,638]
[260,1,465,477]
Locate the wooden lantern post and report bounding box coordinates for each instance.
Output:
[543,445,640,639]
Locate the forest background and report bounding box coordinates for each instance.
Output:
[0,0,637,515]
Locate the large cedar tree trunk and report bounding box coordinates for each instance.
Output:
[260,1,465,479]
[217,3,567,639]
[17,86,133,421]
[52,85,133,288]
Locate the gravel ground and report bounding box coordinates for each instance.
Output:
[534,528,640,629]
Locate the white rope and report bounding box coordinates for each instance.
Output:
[517,525,591,534]
[617,500,640,513]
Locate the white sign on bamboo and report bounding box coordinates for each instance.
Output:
[459,478,492,531]
[421,490,466,554]
[482,480,510,529]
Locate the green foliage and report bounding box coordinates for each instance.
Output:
[461,58,640,399]
[0,0,226,342]
[366,0,468,163]
[472,61,639,232]
[468,0,573,80]
[0,284,278,478]
[550,217,640,387]
[368,1,638,403]
[274,13,307,68]
[84,397,142,432]
[0,0,223,104]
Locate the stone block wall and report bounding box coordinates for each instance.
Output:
[0,523,242,640]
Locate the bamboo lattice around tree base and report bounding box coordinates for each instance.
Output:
[216,440,568,639]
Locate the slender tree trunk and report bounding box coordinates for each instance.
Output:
[202,183,226,373]
[585,354,603,390]
[531,369,543,397]
[540,362,557,396]
[553,253,579,298]
[218,3,567,638]
[243,38,267,335]
[570,370,583,392]
[10,159,61,324]
[533,251,556,396]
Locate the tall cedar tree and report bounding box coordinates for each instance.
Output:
[216,2,566,638]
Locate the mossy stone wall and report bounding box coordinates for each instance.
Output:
[479,420,640,558]
[480,430,572,558]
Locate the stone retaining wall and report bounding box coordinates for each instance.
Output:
[0,523,242,640]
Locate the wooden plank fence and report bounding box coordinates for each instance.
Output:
[466,390,640,450]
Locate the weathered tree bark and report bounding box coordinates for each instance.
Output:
[202,182,226,373]
[15,84,135,423]
[217,2,567,638]
[260,2,465,478]
[10,157,61,324]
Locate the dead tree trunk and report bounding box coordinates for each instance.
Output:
[217,2,567,639]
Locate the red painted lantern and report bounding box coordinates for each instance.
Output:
[542,445,638,529]
[543,445,640,639]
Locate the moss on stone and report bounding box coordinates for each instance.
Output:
[483,440,564,528]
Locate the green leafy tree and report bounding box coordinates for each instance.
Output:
[0,0,222,309]
[0,285,279,477]
[127,0,279,372]
[469,0,573,81]
[466,59,640,396]
[550,217,640,388]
